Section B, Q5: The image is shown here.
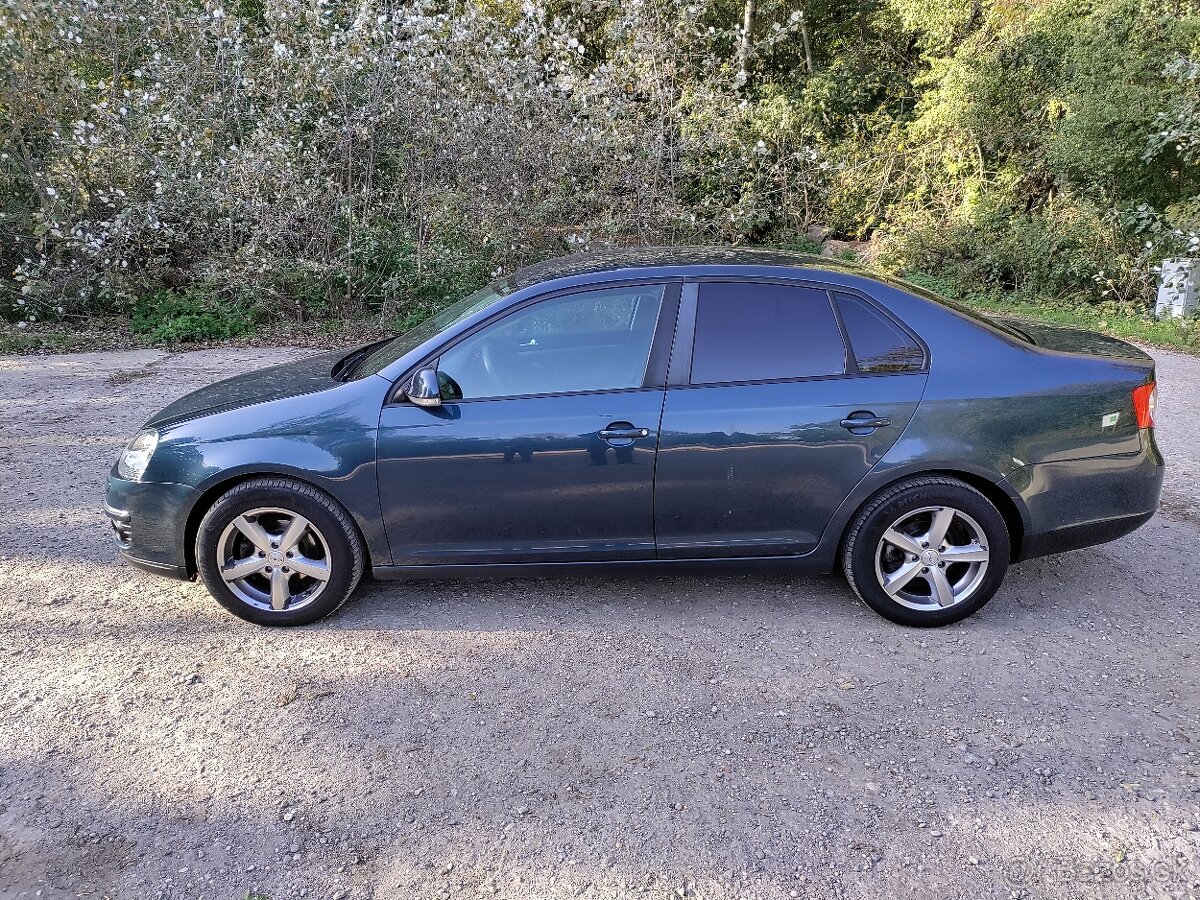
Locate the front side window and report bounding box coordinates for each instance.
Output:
[834,293,925,373]
[689,282,846,385]
[351,282,508,378]
[437,284,665,400]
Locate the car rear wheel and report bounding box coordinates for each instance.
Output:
[195,477,365,626]
[841,476,1010,627]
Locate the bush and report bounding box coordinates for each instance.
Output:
[3,0,1199,340]
[130,289,256,344]
[878,191,1153,307]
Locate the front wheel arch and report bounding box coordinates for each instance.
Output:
[183,471,372,578]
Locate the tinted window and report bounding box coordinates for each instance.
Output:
[690,282,845,384]
[437,285,664,399]
[834,293,925,373]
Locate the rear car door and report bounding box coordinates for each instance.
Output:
[376,282,678,565]
[653,281,929,558]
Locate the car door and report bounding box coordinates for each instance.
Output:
[653,280,929,558]
[376,282,679,566]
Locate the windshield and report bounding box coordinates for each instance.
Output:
[348,281,509,378]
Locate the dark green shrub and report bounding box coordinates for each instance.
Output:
[131,289,257,344]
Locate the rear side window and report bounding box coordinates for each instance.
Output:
[690,282,846,384]
[834,293,925,373]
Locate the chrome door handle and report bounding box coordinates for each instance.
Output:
[840,415,891,430]
[598,426,650,440]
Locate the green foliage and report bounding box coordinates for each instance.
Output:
[956,290,1200,351]
[0,330,78,354]
[4,0,1200,347]
[130,289,256,344]
[883,192,1146,302]
[773,233,822,254]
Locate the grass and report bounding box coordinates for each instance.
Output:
[901,270,1200,353]
[5,271,1200,357]
[961,294,1200,353]
[0,329,87,354]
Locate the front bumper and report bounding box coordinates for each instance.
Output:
[105,474,199,580]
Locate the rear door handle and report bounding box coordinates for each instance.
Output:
[598,424,650,441]
[840,414,891,430]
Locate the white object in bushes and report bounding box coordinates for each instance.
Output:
[1156,258,1200,319]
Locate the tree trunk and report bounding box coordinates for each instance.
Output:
[799,4,814,76]
[737,0,757,78]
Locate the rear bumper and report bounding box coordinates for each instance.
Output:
[1004,433,1164,561]
[105,474,198,580]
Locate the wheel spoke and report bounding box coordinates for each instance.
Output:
[941,544,989,563]
[278,514,311,553]
[288,555,330,582]
[882,560,922,596]
[233,515,273,554]
[925,507,957,548]
[882,528,923,557]
[928,567,956,607]
[221,556,263,581]
[270,568,290,610]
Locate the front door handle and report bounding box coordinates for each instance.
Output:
[598,423,650,441]
[840,413,891,431]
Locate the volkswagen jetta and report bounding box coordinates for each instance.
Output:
[105,248,1164,627]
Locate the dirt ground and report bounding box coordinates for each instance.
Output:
[0,344,1197,900]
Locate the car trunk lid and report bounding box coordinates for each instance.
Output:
[990,316,1154,366]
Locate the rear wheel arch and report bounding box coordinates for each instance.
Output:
[183,471,372,577]
[837,468,1026,563]
[839,473,1013,626]
[931,470,1025,562]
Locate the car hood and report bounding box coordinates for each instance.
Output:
[144,347,350,429]
[992,317,1154,364]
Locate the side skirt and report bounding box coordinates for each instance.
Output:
[371,554,834,581]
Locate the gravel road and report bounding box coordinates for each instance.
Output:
[0,345,1197,900]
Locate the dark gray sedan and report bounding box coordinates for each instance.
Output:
[105,248,1164,627]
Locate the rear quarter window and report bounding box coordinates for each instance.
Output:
[834,293,925,373]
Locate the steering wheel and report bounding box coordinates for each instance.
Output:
[479,340,515,395]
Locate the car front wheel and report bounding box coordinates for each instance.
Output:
[195,477,365,626]
[841,476,1010,627]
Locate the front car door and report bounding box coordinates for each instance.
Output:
[653,279,929,558]
[377,281,679,566]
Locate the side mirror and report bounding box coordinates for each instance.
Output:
[405,367,442,407]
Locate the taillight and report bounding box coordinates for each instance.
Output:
[1132,381,1157,429]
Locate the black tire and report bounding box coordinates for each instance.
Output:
[195,477,365,626]
[841,476,1010,627]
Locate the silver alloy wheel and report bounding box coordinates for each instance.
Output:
[215,506,331,612]
[873,505,990,611]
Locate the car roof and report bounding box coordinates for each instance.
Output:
[505,246,864,291]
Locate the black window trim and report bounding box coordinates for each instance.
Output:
[388,277,683,405]
[829,288,929,375]
[669,276,929,389]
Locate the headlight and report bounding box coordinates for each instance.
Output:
[117,430,159,480]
